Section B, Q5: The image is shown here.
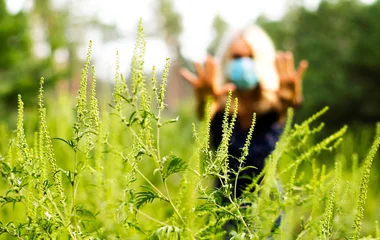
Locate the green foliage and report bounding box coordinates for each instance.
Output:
[319,161,340,239]
[208,15,229,55]
[0,0,56,115]
[135,186,163,209]
[257,0,380,130]
[0,21,379,239]
[353,133,380,239]
[162,155,188,180]
[0,0,120,123]
[157,0,182,40]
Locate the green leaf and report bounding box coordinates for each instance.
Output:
[0,196,23,207]
[115,92,132,104]
[52,137,76,149]
[151,225,181,239]
[135,186,161,209]
[134,148,146,158]
[153,168,161,176]
[128,111,138,127]
[61,169,75,186]
[76,205,97,219]
[159,116,179,128]
[42,180,53,193]
[125,221,145,235]
[162,155,188,179]
[0,162,11,178]
[76,161,85,171]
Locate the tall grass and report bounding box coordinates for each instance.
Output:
[0,21,379,239]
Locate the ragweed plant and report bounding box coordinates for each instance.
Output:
[0,20,379,240]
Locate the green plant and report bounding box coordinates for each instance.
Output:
[0,20,379,240]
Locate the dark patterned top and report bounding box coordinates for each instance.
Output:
[210,110,284,196]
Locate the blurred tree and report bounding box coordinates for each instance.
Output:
[0,0,121,121]
[30,0,121,93]
[347,0,380,123]
[157,0,182,45]
[258,0,379,130]
[207,15,228,56]
[156,0,191,110]
[0,0,54,118]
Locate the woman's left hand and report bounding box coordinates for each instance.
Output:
[275,51,308,107]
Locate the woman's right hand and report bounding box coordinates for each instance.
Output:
[180,55,235,101]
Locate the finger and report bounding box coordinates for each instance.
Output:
[276,51,287,77]
[277,88,294,101]
[205,55,214,84]
[275,52,281,73]
[194,61,204,80]
[210,56,219,85]
[180,68,199,87]
[296,60,309,79]
[217,82,236,96]
[285,51,295,75]
[294,60,308,105]
[210,57,219,89]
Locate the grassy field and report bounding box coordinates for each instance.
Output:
[0,23,379,239]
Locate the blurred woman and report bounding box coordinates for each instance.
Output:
[180,24,308,198]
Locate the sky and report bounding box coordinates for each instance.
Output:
[74,0,294,78]
[6,0,377,79]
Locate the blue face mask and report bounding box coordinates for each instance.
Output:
[226,57,259,90]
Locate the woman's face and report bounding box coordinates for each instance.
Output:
[225,35,259,91]
[227,35,254,60]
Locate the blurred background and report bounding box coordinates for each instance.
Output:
[0,0,379,132]
[1,1,379,235]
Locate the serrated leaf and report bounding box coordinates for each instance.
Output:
[0,196,23,207]
[125,221,145,235]
[152,225,181,240]
[0,162,11,178]
[76,205,97,219]
[162,155,188,179]
[135,186,161,209]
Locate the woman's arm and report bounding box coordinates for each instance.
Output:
[194,93,219,120]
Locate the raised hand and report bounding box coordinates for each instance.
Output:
[180,55,235,101]
[275,51,308,107]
